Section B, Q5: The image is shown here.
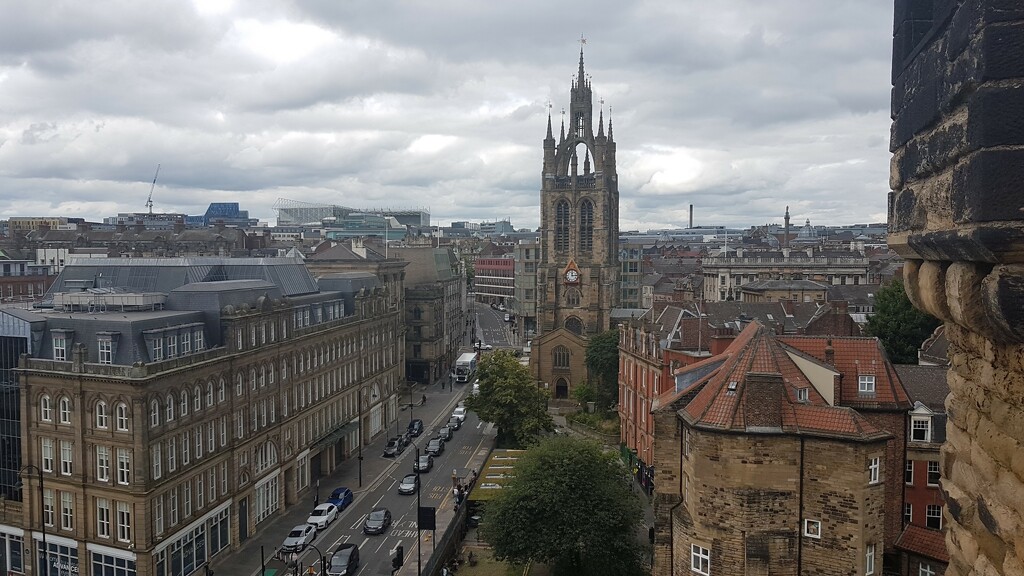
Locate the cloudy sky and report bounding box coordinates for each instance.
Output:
[0,0,895,232]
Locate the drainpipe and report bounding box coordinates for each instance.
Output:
[666,419,687,576]
[797,437,805,573]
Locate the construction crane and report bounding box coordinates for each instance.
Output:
[145,164,161,214]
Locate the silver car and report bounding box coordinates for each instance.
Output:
[281,524,316,552]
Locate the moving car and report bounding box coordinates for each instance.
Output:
[504,313,511,322]
[426,438,445,456]
[414,454,434,472]
[398,473,420,495]
[452,406,468,422]
[383,437,405,457]
[306,503,338,530]
[447,416,462,431]
[281,524,316,552]
[326,487,354,510]
[473,342,493,351]
[362,507,392,535]
[437,426,453,441]
[326,543,359,576]
[408,418,424,437]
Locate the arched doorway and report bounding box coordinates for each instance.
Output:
[555,377,569,399]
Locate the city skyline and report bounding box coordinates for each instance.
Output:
[0,1,893,231]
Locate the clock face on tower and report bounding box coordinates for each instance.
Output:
[565,269,579,283]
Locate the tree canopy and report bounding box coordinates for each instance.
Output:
[463,349,552,447]
[584,328,620,409]
[481,436,648,576]
[866,278,941,364]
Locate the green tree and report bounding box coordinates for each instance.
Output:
[481,436,648,576]
[866,279,941,364]
[585,328,620,409]
[464,350,552,447]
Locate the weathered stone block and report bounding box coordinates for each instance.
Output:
[952,150,1024,224]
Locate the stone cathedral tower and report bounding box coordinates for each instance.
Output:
[530,47,619,399]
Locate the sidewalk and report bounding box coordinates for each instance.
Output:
[211,382,468,576]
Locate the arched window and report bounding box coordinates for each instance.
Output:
[565,317,584,335]
[566,288,581,307]
[206,383,214,407]
[180,391,189,416]
[95,400,109,429]
[193,386,202,411]
[553,345,570,369]
[166,394,175,421]
[59,397,72,424]
[150,400,160,427]
[40,395,52,421]
[579,199,594,253]
[255,441,279,474]
[218,379,226,403]
[115,402,129,431]
[555,199,570,252]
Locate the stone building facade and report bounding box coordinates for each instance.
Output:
[531,48,620,398]
[0,258,403,576]
[701,247,870,302]
[890,2,1024,574]
[652,322,891,575]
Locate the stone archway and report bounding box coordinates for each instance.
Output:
[555,377,569,399]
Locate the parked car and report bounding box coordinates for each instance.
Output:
[398,473,420,495]
[326,487,354,510]
[281,524,316,552]
[426,438,445,456]
[383,437,405,457]
[452,406,468,422]
[362,507,392,535]
[447,416,462,430]
[327,543,359,576]
[306,503,338,530]
[399,432,411,448]
[437,426,453,441]
[408,418,424,437]
[504,313,511,322]
[415,454,434,473]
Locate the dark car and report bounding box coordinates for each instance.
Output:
[398,473,420,495]
[327,543,359,576]
[447,416,462,431]
[414,454,434,473]
[437,426,453,441]
[426,438,445,456]
[362,507,392,535]
[325,487,354,510]
[383,437,404,457]
[408,419,424,437]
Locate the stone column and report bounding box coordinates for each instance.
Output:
[890,2,1024,574]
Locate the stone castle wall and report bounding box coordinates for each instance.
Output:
[890,1,1024,574]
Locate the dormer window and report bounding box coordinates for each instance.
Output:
[911,416,932,442]
[858,375,876,394]
[797,388,809,403]
[53,336,67,361]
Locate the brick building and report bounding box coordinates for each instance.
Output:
[895,364,949,576]
[889,2,1024,574]
[651,321,891,575]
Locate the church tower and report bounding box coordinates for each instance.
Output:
[530,45,620,399]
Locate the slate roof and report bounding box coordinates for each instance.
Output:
[657,321,888,442]
[777,335,912,410]
[918,325,949,366]
[678,300,824,334]
[893,364,948,412]
[896,524,949,562]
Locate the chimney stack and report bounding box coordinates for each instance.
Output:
[689,204,694,229]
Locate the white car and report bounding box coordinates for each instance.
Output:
[306,503,338,530]
[281,524,316,553]
[452,406,467,422]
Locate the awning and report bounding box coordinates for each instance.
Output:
[313,421,359,450]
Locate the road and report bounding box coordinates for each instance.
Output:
[473,302,517,351]
[254,411,488,576]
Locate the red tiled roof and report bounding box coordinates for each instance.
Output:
[777,335,912,410]
[896,524,949,563]
[671,321,889,442]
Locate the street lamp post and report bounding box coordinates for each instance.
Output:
[17,464,47,576]
[305,544,327,575]
[414,446,422,576]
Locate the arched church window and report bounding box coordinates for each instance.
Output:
[579,199,594,253]
[565,317,584,335]
[553,346,570,369]
[555,200,570,252]
[566,288,581,307]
